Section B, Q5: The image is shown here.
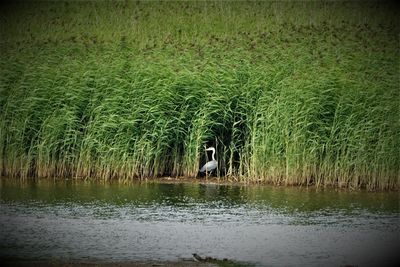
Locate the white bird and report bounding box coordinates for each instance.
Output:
[199,146,217,173]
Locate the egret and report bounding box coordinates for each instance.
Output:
[199,146,217,173]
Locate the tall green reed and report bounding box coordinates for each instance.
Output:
[0,1,398,189]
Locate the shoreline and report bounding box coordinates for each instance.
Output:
[1,176,398,192]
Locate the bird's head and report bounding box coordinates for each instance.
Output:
[205,147,215,151]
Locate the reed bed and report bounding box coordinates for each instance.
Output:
[0,1,398,189]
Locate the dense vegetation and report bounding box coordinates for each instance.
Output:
[0,1,398,189]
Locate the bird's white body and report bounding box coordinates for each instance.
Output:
[200,160,217,173]
[200,147,217,173]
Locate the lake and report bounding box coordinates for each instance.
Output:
[0,179,399,266]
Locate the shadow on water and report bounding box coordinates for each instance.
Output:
[1,178,398,212]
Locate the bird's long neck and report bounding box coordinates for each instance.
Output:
[211,149,215,161]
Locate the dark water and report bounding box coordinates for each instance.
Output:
[0,179,399,266]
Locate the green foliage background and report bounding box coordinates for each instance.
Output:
[0,1,398,189]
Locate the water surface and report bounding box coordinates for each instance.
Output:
[0,179,399,266]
